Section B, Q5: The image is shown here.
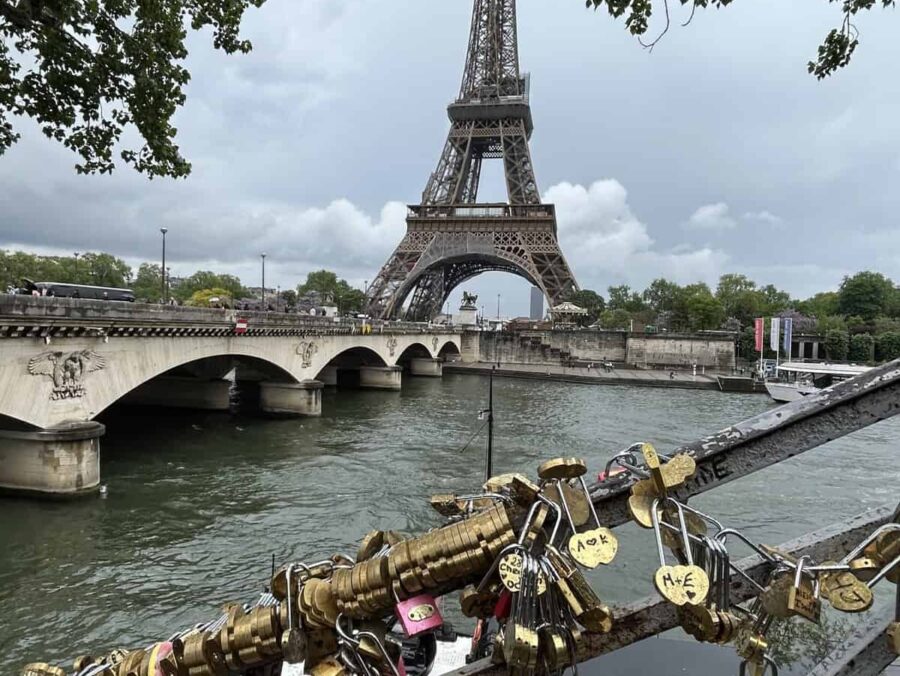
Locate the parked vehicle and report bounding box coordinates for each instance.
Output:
[20,278,135,302]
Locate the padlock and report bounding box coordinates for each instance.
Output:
[493,589,512,619]
[651,497,710,607]
[887,622,900,656]
[146,642,174,676]
[393,592,443,637]
[786,556,821,623]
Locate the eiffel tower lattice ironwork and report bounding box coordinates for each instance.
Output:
[365,0,579,321]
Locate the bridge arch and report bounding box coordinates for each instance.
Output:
[110,353,300,418]
[438,340,462,361]
[0,331,462,429]
[395,342,434,364]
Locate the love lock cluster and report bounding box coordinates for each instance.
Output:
[451,457,619,673]
[615,443,900,676]
[21,457,617,676]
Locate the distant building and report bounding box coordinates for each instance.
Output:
[529,287,543,320]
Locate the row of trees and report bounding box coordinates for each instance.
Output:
[0,251,367,312]
[0,250,132,289]
[566,271,900,363]
[569,271,900,333]
[0,251,249,304]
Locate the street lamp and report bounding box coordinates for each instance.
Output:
[160,228,168,302]
[497,294,501,321]
[73,252,80,283]
[261,253,267,311]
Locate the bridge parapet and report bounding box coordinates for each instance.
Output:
[0,295,452,339]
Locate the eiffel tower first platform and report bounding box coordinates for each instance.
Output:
[365,0,579,321]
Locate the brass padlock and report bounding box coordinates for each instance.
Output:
[888,622,900,656]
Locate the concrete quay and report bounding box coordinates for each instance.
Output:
[444,362,756,392]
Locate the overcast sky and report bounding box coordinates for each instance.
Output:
[1,0,898,316]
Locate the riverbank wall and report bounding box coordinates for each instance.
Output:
[444,363,726,391]
[472,329,736,370]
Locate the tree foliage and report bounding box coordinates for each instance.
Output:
[797,291,840,319]
[187,287,233,308]
[642,277,681,313]
[876,331,900,362]
[567,289,606,323]
[824,329,849,361]
[0,0,266,177]
[583,0,895,79]
[678,282,724,331]
[598,308,631,330]
[297,269,365,314]
[132,262,162,302]
[607,284,645,313]
[0,249,131,288]
[174,270,245,302]
[848,332,874,362]
[837,271,897,321]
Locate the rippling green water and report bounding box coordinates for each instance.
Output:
[0,374,896,674]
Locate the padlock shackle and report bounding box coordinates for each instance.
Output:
[652,497,695,565]
[577,476,603,530]
[716,528,778,564]
[284,563,295,630]
[841,523,900,564]
[867,550,900,589]
[536,492,564,546]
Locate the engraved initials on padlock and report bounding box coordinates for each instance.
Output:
[394,593,443,637]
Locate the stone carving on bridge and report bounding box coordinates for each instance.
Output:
[432,336,439,352]
[27,350,107,400]
[387,337,398,357]
[296,341,318,369]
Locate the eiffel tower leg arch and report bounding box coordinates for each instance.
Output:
[392,254,546,322]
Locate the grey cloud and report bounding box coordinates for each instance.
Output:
[2,0,899,319]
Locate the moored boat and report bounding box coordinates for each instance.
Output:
[765,361,871,403]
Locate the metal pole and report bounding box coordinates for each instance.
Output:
[159,228,168,303]
[261,253,267,312]
[485,366,494,482]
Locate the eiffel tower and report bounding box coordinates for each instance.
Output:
[365,0,579,321]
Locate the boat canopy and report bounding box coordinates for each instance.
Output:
[776,361,871,377]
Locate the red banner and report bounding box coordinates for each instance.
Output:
[754,317,764,353]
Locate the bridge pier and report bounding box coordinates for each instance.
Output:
[359,366,402,391]
[409,358,443,377]
[318,366,338,387]
[259,381,323,417]
[0,421,104,497]
[121,376,232,411]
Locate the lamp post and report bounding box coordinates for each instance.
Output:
[497,294,501,320]
[159,228,168,302]
[261,253,267,311]
[73,252,80,284]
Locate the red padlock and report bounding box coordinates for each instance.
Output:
[493,589,512,620]
[394,593,444,637]
[147,641,174,676]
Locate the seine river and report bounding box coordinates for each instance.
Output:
[0,374,896,674]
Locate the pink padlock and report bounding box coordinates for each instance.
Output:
[394,592,444,637]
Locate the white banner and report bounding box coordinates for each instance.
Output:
[770,317,781,352]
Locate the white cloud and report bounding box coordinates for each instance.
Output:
[743,210,784,227]
[685,202,737,230]
[545,179,729,290]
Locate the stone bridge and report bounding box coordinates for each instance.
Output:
[0,296,467,497]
